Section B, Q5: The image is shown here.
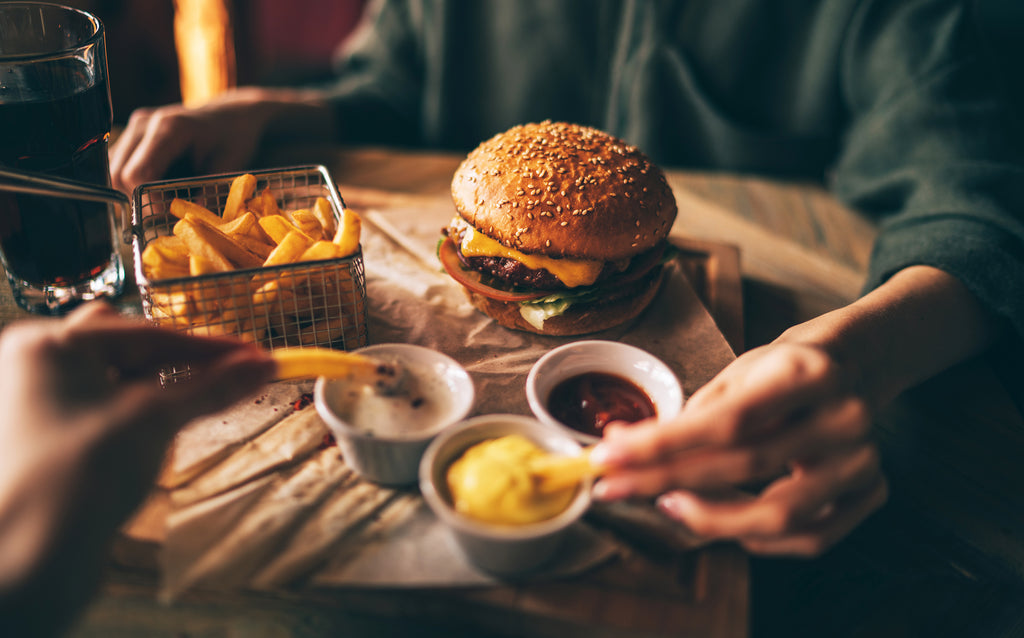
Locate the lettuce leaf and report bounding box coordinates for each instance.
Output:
[515,243,680,330]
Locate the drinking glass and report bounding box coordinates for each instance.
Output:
[0,2,125,314]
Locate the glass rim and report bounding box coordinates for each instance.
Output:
[0,2,104,63]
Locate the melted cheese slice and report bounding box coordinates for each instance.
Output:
[453,218,604,288]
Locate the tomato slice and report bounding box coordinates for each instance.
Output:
[438,237,549,302]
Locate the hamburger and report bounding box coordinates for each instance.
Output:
[440,121,678,335]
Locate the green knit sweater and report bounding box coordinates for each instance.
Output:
[325,0,1024,346]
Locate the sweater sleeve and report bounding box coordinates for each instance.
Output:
[831,0,1024,340]
[319,0,425,145]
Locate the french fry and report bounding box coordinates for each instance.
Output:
[251,279,283,307]
[218,211,257,237]
[258,187,280,217]
[141,236,190,280]
[245,194,265,217]
[149,290,194,326]
[333,208,362,257]
[170,198,224,227]
[276,282,318,315]
[184,261,227,315]
[259,214,311,245]
[189,254,220,277]
[289,210,324,240]
[141,257,189,282]
[190,317,241,338]
[222,173,257,222]
[263,231,313,268]
[228,233,275,261]
[181,213,265,270]
[298,240,342,262]
[244,217,275,245]
[173,219,234,272]
[312,197,337,237]
[147,234,190,260]
[271,347,400,388]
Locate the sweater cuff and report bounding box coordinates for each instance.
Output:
[866,215,1024,340]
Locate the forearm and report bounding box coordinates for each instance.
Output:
[777,265,1003,410]
[219,86,337,144]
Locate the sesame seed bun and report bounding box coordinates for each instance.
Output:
[450,121,677,261]
[444,121,678,336]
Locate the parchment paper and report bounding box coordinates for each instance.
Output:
[157,196,737,597]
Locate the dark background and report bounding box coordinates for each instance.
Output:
[62,0,368,124]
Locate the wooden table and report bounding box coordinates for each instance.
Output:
[3,146,1023,637]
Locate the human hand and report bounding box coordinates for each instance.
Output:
[109,87,274,194]
[0,303,275,635]
[110,85,334,195]
[589,342,887,557]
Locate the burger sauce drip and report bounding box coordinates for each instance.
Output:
[547,373,656,437]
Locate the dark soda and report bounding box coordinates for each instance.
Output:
[0,71,115,287]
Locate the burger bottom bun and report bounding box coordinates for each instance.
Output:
[465,267,666,336]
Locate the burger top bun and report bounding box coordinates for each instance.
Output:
[450,121,678,262]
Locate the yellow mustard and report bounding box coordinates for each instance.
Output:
[446,434,577,525]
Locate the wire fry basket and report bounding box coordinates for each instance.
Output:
[132,165,368,361]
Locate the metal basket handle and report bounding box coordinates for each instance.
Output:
[0,167,133,244]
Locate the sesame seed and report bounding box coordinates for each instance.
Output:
[560,221,568,227]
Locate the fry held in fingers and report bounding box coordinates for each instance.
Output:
[528,448,605,493]
[271,347,402,392]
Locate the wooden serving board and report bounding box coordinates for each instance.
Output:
[111,234,746,638]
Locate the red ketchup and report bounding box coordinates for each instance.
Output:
[546,372,656,438]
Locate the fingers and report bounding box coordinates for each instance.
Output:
[593,395,871,499]
[110,105,194,194]
[591,344,844,468]
[736,477,888,556]
[106,345,276,440]
[109,107,153,193]
[111,88,280,194]
[653,446,888,557]
[58,302,271,378]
